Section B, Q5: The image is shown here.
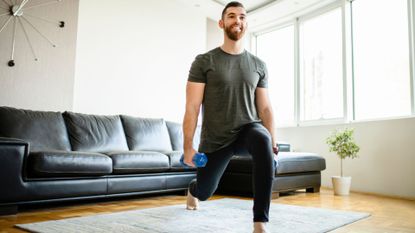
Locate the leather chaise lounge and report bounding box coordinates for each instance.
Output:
[0,106,325,215]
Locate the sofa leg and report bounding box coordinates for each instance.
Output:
[0,205,18,215]
[306,186,320,193]
[271,192,280,199]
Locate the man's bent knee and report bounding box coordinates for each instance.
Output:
[197,193,212,201]
[189,180,216,201]
[196,186,217,201]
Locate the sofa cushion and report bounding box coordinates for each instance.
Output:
[105,151,170,174]
[276,152,326,174]
[227,152,326,175]
[0,106,71,152]
[63,112,129,152]
[121,115,172,152]
[164,151,196,171]
[27,151,112,177]
[166,121,201,151]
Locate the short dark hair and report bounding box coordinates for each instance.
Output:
[221,1,245,19]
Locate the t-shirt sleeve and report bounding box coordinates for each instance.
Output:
[257,61,268,88]
[188,54,207,83]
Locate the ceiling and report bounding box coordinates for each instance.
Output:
[175,0,338,31]
[212,0,278,12]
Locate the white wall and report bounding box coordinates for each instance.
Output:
[206,18,222,51]
[277,117,415,199]
[74,0,206,122]
[0,0,79,111]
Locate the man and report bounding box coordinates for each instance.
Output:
[182,2,278,233]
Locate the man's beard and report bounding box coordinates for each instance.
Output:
[224,24,245,41]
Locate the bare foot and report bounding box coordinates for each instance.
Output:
[186,190,199,210]
[253,222,268,233]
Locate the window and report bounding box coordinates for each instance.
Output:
[256,25,295,126]
[352,0,411,120]
[254,1,414,126]
[299,7,344,121]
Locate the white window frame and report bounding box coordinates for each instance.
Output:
[251,0,415,128]
[296,1,346,126]
[349,0,414,122]
[409,0,415,115]
[252,21,297,128]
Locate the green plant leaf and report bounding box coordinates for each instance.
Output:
[326,128,360,159]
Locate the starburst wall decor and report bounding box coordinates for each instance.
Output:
[0,0,65,67]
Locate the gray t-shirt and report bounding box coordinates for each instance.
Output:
[188,47,268,153]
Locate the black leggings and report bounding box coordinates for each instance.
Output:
[189,122,275,222]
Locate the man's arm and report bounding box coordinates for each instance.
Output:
[255,87,277,150]
[182,81,205,166]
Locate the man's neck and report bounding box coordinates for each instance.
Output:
[220,38,244,55]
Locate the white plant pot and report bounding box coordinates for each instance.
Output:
[331,176,352,196]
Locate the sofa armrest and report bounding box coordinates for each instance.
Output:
[0,137,28,144]
[0,137,30,203]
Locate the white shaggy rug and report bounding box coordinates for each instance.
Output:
[16,198,370,233]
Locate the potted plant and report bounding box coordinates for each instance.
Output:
[326,128,360,195]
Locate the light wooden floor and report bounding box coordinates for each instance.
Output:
[0,188,414,232]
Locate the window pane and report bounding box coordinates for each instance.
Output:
[353,0,411,120]
[256,25,295,126]
[299,8,344,121]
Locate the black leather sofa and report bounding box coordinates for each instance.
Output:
[218,149,326,198]
[0,106,325,215]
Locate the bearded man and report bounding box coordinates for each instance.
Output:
[182,2,278,233]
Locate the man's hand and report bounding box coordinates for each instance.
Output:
[183,148,197,167]
[273,145,279,156]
